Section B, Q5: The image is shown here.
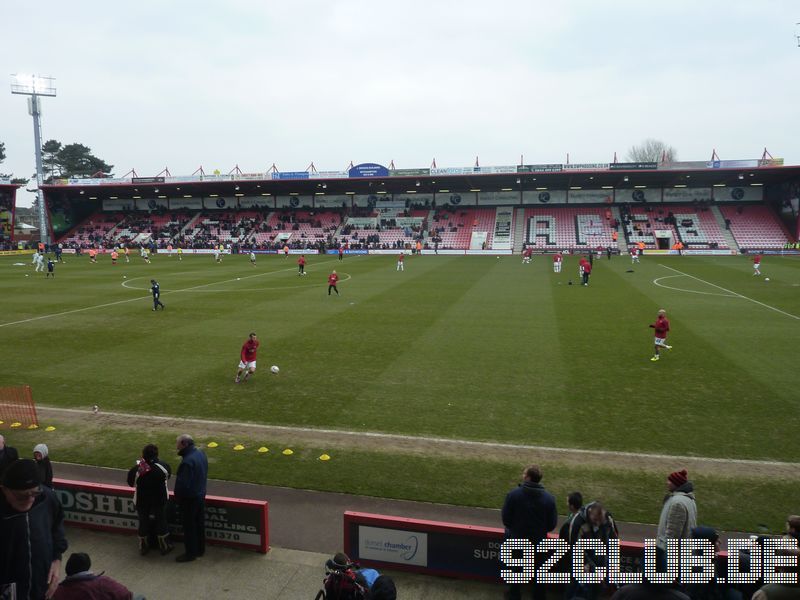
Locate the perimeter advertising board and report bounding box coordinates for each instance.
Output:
[54,478,269,553]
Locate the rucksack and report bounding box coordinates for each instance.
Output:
[317,567,369,600]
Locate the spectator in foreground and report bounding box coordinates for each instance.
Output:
[752,515,800,600]
[656,469,697,571]
[501,464,558,600]
[558,491,584,539]
[685,526,745,600]
[34,443,54,488]
[0,434,19,478]
[126,444,173,556]
[52,552,144,600]
[564,501,619,600]
[0,458,68,600]
[174,434,208,563]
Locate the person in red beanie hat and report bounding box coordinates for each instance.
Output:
[655,469,697,573]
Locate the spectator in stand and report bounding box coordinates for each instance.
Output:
[0,458,68,600]
[173,434,208,563]
[33,443,53,489]
[564,501,619,600]
[656,469,697,572]
[127,444,173,556]
[501,464,557,600]
[0,435,19,479]
[751,517,800,600]
[558,491,584,539]
[51,552,143,600]
[685,526,746,600]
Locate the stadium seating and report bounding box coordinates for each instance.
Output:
[58,211,124,247]
[524,207,615,250]
[430,208,497,249]
[670,208,729,249]
[250,210,341,247]
[719,204,791,249]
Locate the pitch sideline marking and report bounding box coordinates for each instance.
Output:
[660,264,800,321]
[652,275,737,298]
[0,257,347,328]
[39,405,800,470]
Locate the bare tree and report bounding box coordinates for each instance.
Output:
[627,139,677,163]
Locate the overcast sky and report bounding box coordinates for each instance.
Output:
[3,1,799,207]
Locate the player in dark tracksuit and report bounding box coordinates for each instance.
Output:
[46,258,55,278]
[150,279,165,311]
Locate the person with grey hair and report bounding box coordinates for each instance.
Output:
[173,434,208,563]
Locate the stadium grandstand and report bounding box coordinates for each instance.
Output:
[4,157,800,255]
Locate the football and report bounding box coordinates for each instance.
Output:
[270,365,280,374]
[765,278,770,281]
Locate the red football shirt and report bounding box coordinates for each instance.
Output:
[298,257,306,266]
[652,317,670,338]
[398,254,404,262]
[241,339,259,362]
[753,255,761,264]
[554,254,562,262]
[583,262,592,273]
[328,273,338,285]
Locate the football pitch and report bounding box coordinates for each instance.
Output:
[1,251,799,532]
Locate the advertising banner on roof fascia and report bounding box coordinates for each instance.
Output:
[562,163,609,171]
[517,164,563,173]
[389,168,431,177]
[609,162,657,170]
[348,163,390,178]
[271,171,311,180]
[759,158,784,167]
[309,171,349,179]
[707,159,760,169]
[658,161,708,170]
[131,177,165,184]
[662,187,712,203]
[199,174,233,182]
[232,173,267,180]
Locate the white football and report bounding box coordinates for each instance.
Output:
[270,365,280,374]
[765,278,770,281]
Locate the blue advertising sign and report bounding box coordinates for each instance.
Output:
[271,171,310,180]
[348,163,390,178]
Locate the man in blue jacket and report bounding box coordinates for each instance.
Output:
[174,434,208,563]
[502,464,558,600]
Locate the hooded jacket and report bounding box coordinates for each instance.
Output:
[126,457,171,512]
[501,481,557,541]
[0,486,68,600]
[33,444,53,489]
[656,482,697,549]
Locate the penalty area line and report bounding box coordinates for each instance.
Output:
[660,264,800,321]
[39,406,800,470]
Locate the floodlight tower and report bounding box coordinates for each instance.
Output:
[11,74,56,245]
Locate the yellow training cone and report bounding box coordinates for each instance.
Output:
[282,448,294,456]
[45,426,56,432]
[233,444,245,451]
[0,420,4,425]
[28,424,39,430]
[257,447,269,453]
[10,422,21,428]
[319,454,331,461]
[207,442,219,448]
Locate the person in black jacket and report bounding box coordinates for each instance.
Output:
[0,458,68,600]
[127,443,173,556]
[501,464,558,600]
[0,435,19,479]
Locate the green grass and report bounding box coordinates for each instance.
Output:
[1,251,799,531]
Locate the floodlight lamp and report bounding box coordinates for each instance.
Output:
[738,174,744,180]
[516,178,521,184]
[623,176,629,182]
[415,180,420,187]
[11,73,56,96]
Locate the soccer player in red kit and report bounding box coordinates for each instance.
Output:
[581,258,592,285]
[649,309,672,362]
[328,270,340,295]
[235,332,260,383]
[753,254,761,276]
[553,252,562,273]
[338,246,344,261]
[297,255,307,276]
[397,253,404,271]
